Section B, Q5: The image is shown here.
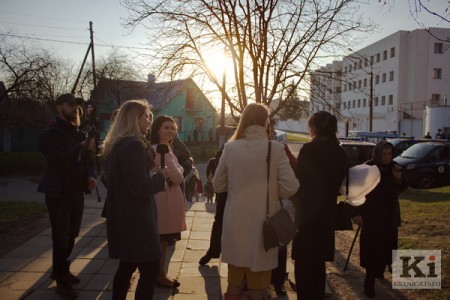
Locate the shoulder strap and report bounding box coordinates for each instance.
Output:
[266,141,271,220]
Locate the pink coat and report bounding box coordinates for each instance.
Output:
[152,146,186,235]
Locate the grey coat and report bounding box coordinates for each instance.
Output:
[105,136,166,262]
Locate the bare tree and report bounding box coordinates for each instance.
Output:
[383,1,449,41]
[77,48,145,100]
[121,0,373,115]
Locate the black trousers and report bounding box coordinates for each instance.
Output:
[112,259,160,300]
[294,260,326,300]
[271,245,288,286]
[45,193,84,280]
[206,192,227,257]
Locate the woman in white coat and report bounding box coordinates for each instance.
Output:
[213,103,299,300]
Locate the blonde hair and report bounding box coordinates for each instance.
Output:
[102,100,151,158]
[230,103,269,141]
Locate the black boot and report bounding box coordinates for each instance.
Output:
[364,272,376,298]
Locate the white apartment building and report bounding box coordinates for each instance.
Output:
[310,27,450,137]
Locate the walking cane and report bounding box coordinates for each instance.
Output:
[343,225,361,272]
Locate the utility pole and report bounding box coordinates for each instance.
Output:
[89,21,97,89]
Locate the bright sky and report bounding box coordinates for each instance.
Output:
[1,0,448,102]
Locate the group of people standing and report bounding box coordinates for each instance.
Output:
[38,94,406,300]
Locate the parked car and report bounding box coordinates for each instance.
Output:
[388,138,448,158]
[394,141,450,188]
[340,140,375,167]
[348,131,400,143]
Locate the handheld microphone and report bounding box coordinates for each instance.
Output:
[156,144,169,168]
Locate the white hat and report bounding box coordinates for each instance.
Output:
[339,164,381,206]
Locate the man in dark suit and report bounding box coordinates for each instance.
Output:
[38,93,96,299]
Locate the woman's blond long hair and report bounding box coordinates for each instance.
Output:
[102,100,151,158]
[229,103,269,141]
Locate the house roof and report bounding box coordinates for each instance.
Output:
[95,77,191,111]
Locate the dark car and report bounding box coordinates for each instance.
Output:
[340,140,375,167]
[387,138,447,157]
[394,141,450,188]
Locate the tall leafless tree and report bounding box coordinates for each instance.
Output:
[121,0,373,115]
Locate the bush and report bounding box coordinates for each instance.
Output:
[187,144,219,162]
[0,152,46,175]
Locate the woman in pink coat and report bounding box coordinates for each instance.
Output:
[150,115,186,288]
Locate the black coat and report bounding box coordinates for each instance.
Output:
[292,139,348,262]
[353,141,407,269]
[105,136,166,262]
[38,117,94,198]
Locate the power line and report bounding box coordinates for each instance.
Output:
[0,33,152,51]
[0,10,85,24]
[0,20,85,31]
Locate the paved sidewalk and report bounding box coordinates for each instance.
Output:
[0,194,300,300]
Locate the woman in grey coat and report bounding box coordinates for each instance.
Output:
[103,100,168,300]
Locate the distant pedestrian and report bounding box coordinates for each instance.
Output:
[193,126,199,143]
[424,132,432,139]
[435,128,444,139]
[38,93,97,299]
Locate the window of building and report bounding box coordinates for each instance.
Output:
[433,68,442,79]
[389,71,394,81]
[382,73,386,83]
[363,98,367,107]
[186,88,195,110]
[375,75,380,84]
[357,99,361,108]
[359,60,362,69]
[352,100,355,108]
[353,81,357,89]
[376,53,380,63]
[358,80,361,88]
[434,43,443,54]
[344,66,348,73]
[381,96,386,105]
[375,97,379,106]
[390,47,395,57]
[383,50,387,60]
[431,94,440,104]
[370,56,374,64]
[364,58,369,67]
[349,65,352,72]
[344,84,347,91]
[363,78,367,87]
[172,116,183,131]
[354,62,357,69]
[336,86,341,93]
[388,95,393,105]
[336,102,341,110]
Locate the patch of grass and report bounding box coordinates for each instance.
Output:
[0,202,47,234]
[0,152,46,175]
[286,132,310,143]
[398,185,450,299]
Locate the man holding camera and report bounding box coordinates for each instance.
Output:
[38,93,96,299]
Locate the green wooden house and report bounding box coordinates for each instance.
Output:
[94,76,217,142]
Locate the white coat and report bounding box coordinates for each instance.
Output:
[213,125,299,272]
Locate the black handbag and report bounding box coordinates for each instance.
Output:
[335,169,353,231]
[263,141,298,251]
